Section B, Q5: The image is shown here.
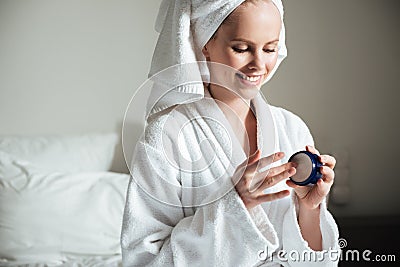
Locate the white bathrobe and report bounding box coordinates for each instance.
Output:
[121,90,340,267]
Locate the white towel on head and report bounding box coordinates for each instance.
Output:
[147,0,287,117]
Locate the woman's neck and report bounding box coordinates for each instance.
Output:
[208,84,251,122]
[208,83,258,155]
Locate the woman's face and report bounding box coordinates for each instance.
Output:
[203,1,281,96]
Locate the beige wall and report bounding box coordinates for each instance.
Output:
[1,0,399,217]
[266,1,400,216]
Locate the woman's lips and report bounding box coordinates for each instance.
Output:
[235,73,264,86]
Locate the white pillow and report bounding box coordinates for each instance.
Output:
[0,151,130,262]
[0,133,118,173]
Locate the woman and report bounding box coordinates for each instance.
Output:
[121,0,339,266]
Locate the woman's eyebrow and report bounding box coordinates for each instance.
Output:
[230,38,279,45]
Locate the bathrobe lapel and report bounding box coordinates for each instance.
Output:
[178,91,282,208]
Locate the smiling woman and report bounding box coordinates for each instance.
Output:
[202,0,282,155]
[1,1,398,266]
[120,0,340,266]
[204,1,281,97]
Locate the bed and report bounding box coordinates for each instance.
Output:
[0,134,130,267]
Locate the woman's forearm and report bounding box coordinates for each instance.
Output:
[298,201,322,251]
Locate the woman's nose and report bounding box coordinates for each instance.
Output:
[247,52,265,71]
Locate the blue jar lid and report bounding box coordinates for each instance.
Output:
[288,150,322,186]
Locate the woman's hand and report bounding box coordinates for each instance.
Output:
[234,150,295,210]
[286,145,336,210]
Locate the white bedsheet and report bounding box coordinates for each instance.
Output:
[0,254,122,267]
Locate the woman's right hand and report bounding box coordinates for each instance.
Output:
[234,150,296,210]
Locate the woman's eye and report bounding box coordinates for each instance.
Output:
[264,48,276,53]
[232,47,248,53]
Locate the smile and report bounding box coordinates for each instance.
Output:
[235,73,264,84]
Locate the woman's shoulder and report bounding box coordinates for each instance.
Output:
[143,102,199,143]
[143,106,180,140]
[146,103,195,128]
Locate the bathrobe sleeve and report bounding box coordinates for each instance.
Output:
[280,194,340,267]
[120,115,281,267]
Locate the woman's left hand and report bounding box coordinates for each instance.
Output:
[286,145,336,210]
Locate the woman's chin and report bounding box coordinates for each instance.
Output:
[236,87,259,101]
[234,76,261,100]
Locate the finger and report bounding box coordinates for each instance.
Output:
[257,161,296,178]
[319,155,336,169]
[257,151,285,169]
[286,179,311,199]
[238,151,261,187]
[306,145,320,155]
[236,149,262,173]
[286,179,302,189]
[320,166,335,183]
[245,152,288,190]
[256,190,290,203]
[248,149,261,165]
[247,151,284,173]
[255,166,296,192]
[316,178,332,198]
[250,161,296,191]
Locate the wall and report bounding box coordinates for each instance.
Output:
[266,1,400,216]
[0,0,399,217]
[0,0,160,172]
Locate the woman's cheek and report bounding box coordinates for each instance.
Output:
[264,53,278,72]
[228,55,250,70]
